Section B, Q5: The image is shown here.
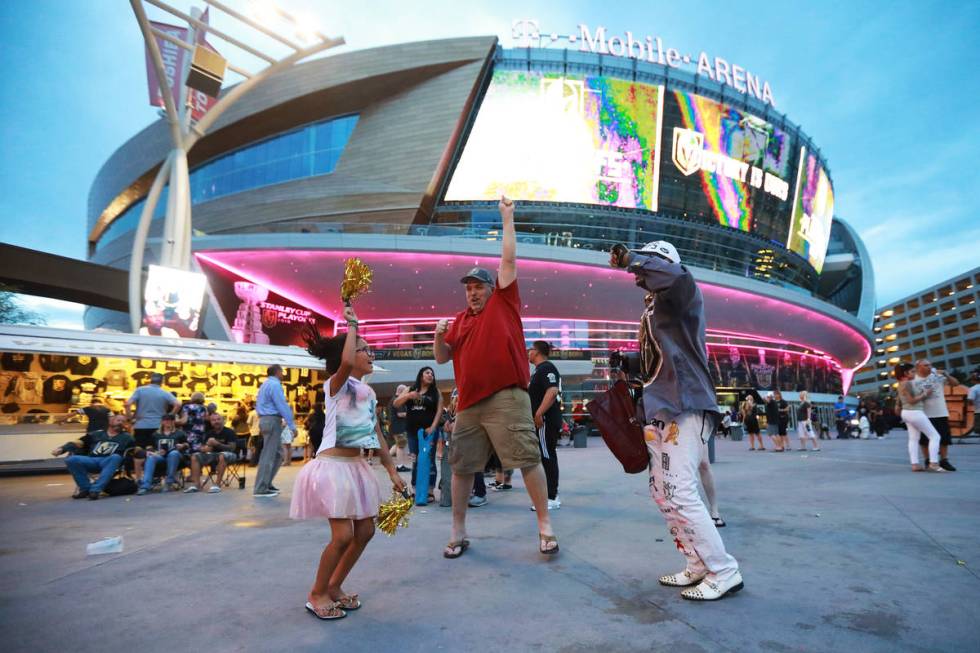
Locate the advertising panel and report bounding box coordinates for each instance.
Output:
[199,261,330,347]
[445,70,664,211]
[659,91,794,241]
[144,9,218,121]
[141,265,208,338]
[787,147,834,273]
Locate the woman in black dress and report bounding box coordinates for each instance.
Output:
[741,395,764,451]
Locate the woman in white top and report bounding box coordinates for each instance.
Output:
[895,362,945,473]
[290,306,406,620]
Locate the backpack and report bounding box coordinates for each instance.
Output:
[105,477,137,496]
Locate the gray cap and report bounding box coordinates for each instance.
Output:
[459,267,494,285]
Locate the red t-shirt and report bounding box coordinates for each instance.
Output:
[445,279,530,411]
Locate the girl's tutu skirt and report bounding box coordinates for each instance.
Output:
[289,455,382,520]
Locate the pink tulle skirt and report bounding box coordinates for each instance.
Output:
[289,455,382,520]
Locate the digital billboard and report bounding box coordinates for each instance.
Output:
[659,91,794,241]
[445,70,664,211]
[787,147,834,273]
[141,265,207,338]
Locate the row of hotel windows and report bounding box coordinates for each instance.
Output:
[93,115,359,251]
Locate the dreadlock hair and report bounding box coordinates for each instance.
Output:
[304,322,347,375]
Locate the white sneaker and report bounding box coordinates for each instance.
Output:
[548,499,560,511]
[208,485,221,493]
[680,570,744,600]
[183,486,199,494]
[658,569,707,587]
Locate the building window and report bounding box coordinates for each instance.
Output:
[94,114,359,250]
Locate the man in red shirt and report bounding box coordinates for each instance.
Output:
[434,197,558,559]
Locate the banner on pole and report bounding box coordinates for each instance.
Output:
[144,10,219,121]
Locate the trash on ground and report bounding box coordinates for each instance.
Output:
[86,536,123,555]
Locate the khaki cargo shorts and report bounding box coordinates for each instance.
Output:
[449,387,541,474]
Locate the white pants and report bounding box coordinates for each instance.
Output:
[796,420,815,440]
[901,409,940,465]
[647,411,739,582]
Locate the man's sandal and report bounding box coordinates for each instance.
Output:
[539,533,559,555]
[305,601,347,620]
[337,594,361,610]
[443,539,470,559]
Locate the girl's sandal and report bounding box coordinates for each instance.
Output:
[443,539,470,559]
[337,594,361,610]
[539,533,559,555]
[305,601,347,620]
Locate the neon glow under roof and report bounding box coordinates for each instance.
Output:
[196,249,871,370]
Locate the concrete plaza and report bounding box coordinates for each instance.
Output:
[1,433,978,652]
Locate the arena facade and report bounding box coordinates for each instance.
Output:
[85,36,874,405]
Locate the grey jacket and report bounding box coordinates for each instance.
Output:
[626,253,719,424]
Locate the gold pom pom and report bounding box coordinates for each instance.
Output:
[340,258,373,304]
[376,491,414,536]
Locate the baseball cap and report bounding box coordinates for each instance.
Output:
[639,241,681,264]
[460,267,494,285]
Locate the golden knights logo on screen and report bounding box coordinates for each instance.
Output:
[672,127,703,176]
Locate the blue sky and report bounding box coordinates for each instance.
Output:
[1,0,978,327]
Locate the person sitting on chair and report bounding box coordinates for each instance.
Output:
[184,413,237,494]
[137,414,188,495]
[53,414,135,500]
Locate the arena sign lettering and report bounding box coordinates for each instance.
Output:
[672,127,789,201]
[512,19,776,107]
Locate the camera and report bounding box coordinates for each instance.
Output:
[609,349,642,379]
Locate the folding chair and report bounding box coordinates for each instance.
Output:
[203,438,248,490]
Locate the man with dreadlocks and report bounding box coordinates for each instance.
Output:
[610,240,742,601]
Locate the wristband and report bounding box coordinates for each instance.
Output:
[347,320,358,328]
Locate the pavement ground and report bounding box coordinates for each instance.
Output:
[1,432,979,653]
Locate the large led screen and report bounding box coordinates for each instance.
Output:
[445,70,664,210]
[659,91,794,241]
[787,147,834,273]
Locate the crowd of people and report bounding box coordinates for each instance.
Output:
[46,195,980,621]
[51,366,313,499]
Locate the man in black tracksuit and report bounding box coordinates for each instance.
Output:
[528,341,563,509]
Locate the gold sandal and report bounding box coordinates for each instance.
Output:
[337,594,361,610]
[305,601,346,620]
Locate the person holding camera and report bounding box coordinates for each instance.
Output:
[610,240,742,601]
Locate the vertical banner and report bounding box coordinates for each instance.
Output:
[144,10,218,121]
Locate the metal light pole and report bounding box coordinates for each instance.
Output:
[128,0,344,333]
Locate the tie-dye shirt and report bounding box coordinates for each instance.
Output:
[317,377,380,453]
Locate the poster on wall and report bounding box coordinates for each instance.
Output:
[141,265,207,338]
[445,70,664,211]
[659,91,794,241]
[786,146,835,273]
[198,260,331,347]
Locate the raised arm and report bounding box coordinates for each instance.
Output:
[328,305,360,398]
[433,319,452,364]
[498,196,517,289]
[609,244,684,294]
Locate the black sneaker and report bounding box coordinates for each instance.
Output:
[940,459,957,472]
[88,490,101,500]
[396,465,410,472]
[72,489,88,499]
[270,485,280,492]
